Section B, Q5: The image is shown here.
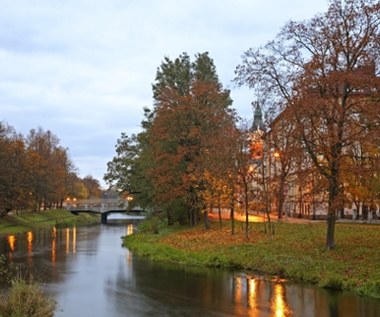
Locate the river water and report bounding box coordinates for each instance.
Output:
[1,215,380,317]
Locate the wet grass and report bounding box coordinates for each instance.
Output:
[124,219,380,298]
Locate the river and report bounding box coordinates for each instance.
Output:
[1,214,380,317]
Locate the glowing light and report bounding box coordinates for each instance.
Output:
[247,278,257,309]
[66,228,70,253]
[52,226,57,238]
[126,224,134,236]
[52,237,56,264]
[271,283,292,317]
[7,235,16,252]
[73,227,77,253]
[27,231,33,254]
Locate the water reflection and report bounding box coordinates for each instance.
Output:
[126,223,134,236]
[231,275,292,316]
[1,224,380,317]
[7,235,16,252]
[272,283,292,317]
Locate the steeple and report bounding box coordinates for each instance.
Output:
[251,102,265,132]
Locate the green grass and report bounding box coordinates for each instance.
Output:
[0,209,99,235]
[124,220,380,298]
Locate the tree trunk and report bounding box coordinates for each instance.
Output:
[218,202,222,229]
[326,176,340,250]
[326,211,336,250]
[167,210,174,226]
[203,209,210,230]
[277,178,286,220]
[230,198,235,235]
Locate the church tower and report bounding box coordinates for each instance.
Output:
[251,102,265,132]
[249,103,265,161]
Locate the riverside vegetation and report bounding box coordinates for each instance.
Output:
[0,209,99,236]
[124,217,380,299]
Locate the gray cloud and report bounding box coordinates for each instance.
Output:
[1,0,328,187]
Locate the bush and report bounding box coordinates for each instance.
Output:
[0,279,55,317]
[138,216,161,234]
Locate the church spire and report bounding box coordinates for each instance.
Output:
[251,102,265,132]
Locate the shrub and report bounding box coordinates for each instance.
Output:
[0,279,55,317]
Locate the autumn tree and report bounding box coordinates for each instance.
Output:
[235,0,380,249]
[26,127,74,210]
[265,111,302,220]
[147,52,237,226]
[106,52,238,228]
[0,122,32,214]
[0,122,78,215]
[82,175,102,199]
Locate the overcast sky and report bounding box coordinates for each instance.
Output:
[1,0,328,187]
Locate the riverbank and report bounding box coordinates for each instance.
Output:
[0,209,99,236]
[123,219,380,298]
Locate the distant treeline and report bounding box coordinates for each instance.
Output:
[0,121,102,216]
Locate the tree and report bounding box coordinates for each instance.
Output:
[235,0,380,249]
[82,175,102,199]
[106,52,238,228]
[265,112,301,220]
[0,122,32,214]
[26,127,74,210]
[148,52,236,227]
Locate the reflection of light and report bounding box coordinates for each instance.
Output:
[272,283,291,317]
[8,235,16,252]
[126,224,133,236]
[248,278,257,309]
[27,231,33,264]
[73,227,76,253]
[27,231,33,252]
[66,228,70,253]
[233,276,243,303]
[52,226,57,238]
[52,236,56,264]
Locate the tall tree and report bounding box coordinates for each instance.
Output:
[82,175,102,199]
[149,52,236,226]
[26,127,74,210]
[0,122,32,214]
[235,0,380,249]
[106,52,238,227]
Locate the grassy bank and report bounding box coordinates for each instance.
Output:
[0,209,99,236]
[124,219,380,298]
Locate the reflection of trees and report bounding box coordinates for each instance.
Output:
[125,257,236,316]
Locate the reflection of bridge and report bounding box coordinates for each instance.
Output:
[66,199,144,224]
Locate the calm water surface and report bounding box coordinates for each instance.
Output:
[1,215,380,317]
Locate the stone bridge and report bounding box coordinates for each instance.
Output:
[66,199,144,224]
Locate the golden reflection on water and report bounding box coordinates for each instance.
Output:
[27,231,33,264]
[27,231,33,252]
[271,283,292,317]
[51,227,57,264]
[73,227,76,253]
[232,275,293,317]
[66,228,70,253]
[65,227,77,254]
[248,277,258,309]
[126,223,134,236]
[7,235,16,252]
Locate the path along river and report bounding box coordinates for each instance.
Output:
[1,214,380,317]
